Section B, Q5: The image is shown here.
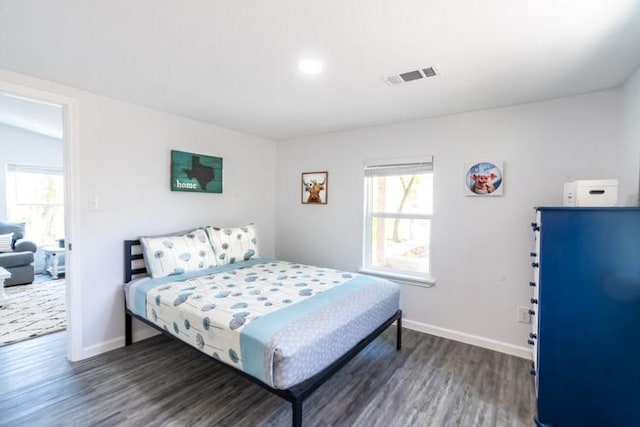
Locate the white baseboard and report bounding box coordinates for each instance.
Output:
[82,337,122,359]
[402,318,532,360]
[81,328,160,359]
[81,318,530,361]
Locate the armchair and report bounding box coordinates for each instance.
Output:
[0,221,37,286]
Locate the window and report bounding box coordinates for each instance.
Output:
[6,164,64,246]
[363,158,433,282]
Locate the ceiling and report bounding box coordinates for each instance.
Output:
[0,93,63,139]
[1,0,639,140]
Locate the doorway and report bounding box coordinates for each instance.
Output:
[0,82,79,361]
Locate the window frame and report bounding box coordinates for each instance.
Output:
[5,163,65,245]
[361,157,435,285]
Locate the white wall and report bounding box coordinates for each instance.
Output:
[0,123,63,219]
[276,90,622,356]
[0,69,277,357]
[1,65,627,360]
[619,67,640,206]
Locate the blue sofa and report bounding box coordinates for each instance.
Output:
[0,221,37,286]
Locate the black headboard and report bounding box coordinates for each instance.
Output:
[124,239,147,282]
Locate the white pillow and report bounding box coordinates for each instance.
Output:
[140,228,217,278]
[0,232,13,253]
[206,224,260,265]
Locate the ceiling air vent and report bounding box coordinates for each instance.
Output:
[382,66,439,86]
[399,70,423,82]
[422,67,437,78]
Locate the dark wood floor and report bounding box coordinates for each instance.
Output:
[0,328,536,426]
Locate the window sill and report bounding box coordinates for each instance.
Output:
[358,269,435,288]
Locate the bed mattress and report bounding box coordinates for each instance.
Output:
[124,259,400,389]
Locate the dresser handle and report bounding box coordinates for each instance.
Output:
[530,369,536,376]
[529,333,537,339]
[531,262,539,268]
[530,298,538,304]
[531,222,540,231]
[530,252,537,257]
[528,339,535,345]
[528,309,536,316]
[529,281,536,287]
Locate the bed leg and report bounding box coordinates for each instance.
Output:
[292,397,303,427]
[396,310,402,351]
[125,312,133,346]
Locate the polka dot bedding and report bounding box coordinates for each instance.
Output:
[124,259,400,389]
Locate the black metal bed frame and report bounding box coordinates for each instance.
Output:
[124,239,402,427]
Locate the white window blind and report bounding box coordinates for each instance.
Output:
[6,164,63,176]
[364,160,433,177]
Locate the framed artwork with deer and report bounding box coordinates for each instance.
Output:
[301,171,328,204]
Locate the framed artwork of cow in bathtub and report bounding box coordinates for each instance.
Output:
[301,171,328,204]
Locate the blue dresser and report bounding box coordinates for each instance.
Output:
[531,207,640,427]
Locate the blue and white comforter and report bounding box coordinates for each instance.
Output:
[124,259,400,389]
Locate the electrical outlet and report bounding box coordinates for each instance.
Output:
[517,306,531,324]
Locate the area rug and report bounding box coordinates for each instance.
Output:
[0,279,66,346]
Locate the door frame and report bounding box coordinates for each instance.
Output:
[0,81,82,361]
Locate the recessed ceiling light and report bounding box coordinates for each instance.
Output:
[298,58,323,74]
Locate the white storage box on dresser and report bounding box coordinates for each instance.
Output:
[563,179,618,206]
[529,207,640,427]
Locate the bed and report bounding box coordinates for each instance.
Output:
[123,230,401,426]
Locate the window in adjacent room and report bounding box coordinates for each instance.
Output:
[362,157,433,283]
[5,164,64,246]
